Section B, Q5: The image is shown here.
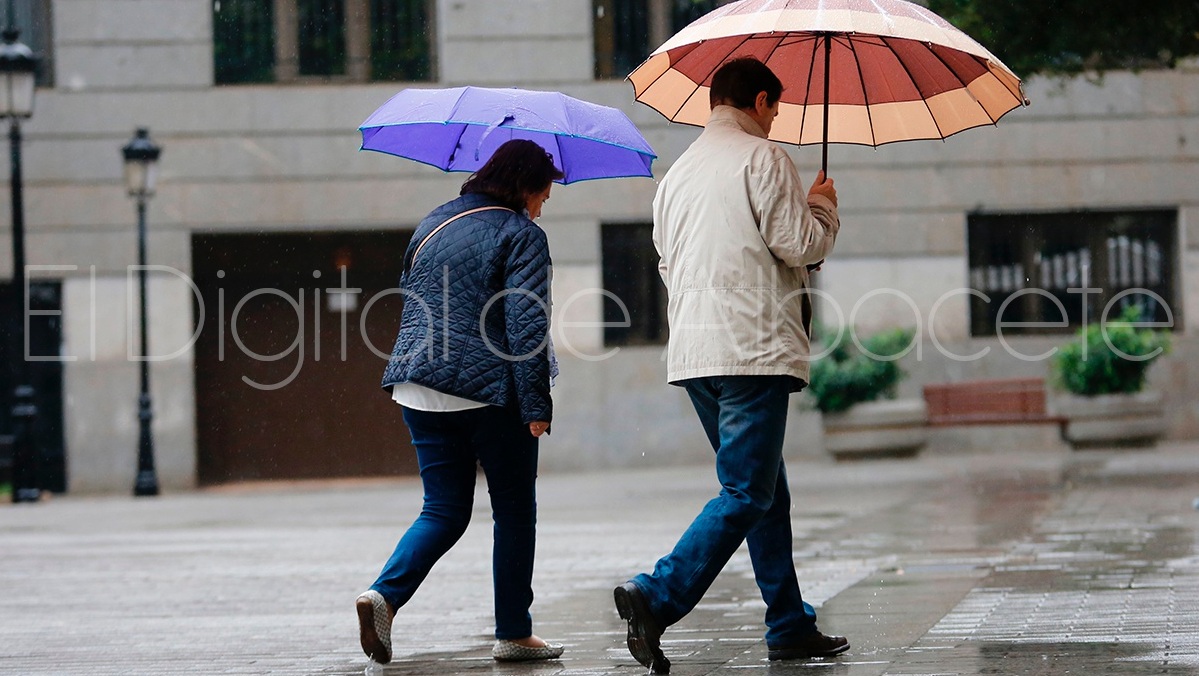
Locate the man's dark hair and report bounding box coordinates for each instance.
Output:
[460,139,565,212]
[709,57,784,109]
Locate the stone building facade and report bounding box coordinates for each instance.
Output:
[1,0,1196,492]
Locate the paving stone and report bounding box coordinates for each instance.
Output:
[1,445,1197,675]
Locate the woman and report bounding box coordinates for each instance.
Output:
[356,139,564,664]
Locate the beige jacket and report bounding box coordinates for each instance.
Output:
[652,105,839,386]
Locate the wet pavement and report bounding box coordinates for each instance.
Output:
[2,444,1198,675]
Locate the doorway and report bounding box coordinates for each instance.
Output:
[0,280,67,492]
[192,231,417,484]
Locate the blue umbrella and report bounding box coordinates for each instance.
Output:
[359,86,656,184]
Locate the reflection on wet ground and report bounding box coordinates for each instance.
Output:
[821,454,1199,676]
[1,447,1197,674]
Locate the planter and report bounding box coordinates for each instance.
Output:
[822,399,928,461]
[1052,391,1165,449]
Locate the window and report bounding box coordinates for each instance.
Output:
[9,0,53,87]
[213,0,434,84]
[601,222,669,346]
[594,0,731,79]
[967,209,1178,336]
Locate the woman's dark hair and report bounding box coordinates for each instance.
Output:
[709,57,784,109]
[460,139,565,211]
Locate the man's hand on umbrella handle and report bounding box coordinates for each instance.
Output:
[529,421,549,437]
[809,170,837,208]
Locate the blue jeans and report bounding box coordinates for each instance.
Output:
[370,405,539,640]
[632,375,818,646]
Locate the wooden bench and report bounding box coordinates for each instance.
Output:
[923,377,1061,426]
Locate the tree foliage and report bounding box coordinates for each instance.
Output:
[925,0,1199,77]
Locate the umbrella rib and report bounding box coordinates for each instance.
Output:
[881,36,948,140]
[628,49,674,98]
[921,42,1000,126]
[757,33,788,135]
[552,132,569,184]
[760,33,788,73]
[629,41,700,104]
[444,86,470,126]
[670,81,706,121]
[444,88,473,167]
[798,32,822,145]
[843,35,878,148]
[670,36,745,120]
[905,1,945,30]
[446,123,470,170]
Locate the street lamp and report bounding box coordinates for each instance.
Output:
[0,26,40,503]
[122,128,161,497]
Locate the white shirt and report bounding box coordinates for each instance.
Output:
[391,383,488,412]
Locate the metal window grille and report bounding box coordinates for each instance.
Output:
[595,0,734,80]
[214,0,434,84]
[594,0,649,79]
[297,0,346,76]
[370,0,433,81]
[9,0,52,86]
[966,209,1179,336]
[213,0,276,84]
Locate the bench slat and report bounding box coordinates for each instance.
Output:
[924,377,1060,426]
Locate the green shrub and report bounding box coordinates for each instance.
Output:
[808,326,915,414]
[1053,305,1171,396]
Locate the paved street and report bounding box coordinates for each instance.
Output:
[2,444,1199,675]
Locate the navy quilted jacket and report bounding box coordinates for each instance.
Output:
[381,192,553,424]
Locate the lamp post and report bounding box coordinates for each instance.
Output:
[122,128,161,497]
[1,25,39,503]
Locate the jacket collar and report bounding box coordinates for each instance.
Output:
[452,191,502,211]
[707,105,768,139]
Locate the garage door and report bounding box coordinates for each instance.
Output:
[192,231,418,484]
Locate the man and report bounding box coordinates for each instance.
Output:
[613,57,846,674]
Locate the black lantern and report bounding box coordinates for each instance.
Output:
[1,26,39,503]
[122,128,160,198]
[122,128,162,497]
[0,28,36,119]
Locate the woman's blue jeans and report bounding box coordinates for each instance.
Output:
[631,375,818,646]
[370,404,539,640]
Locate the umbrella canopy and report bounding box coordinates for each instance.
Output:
[628,0,1028,170]
[360,86,657,184]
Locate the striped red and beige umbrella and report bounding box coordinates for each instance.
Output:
[628,0,1028,172]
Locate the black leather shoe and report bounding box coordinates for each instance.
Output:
[767,632,850,660]
[613,582,670,674]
